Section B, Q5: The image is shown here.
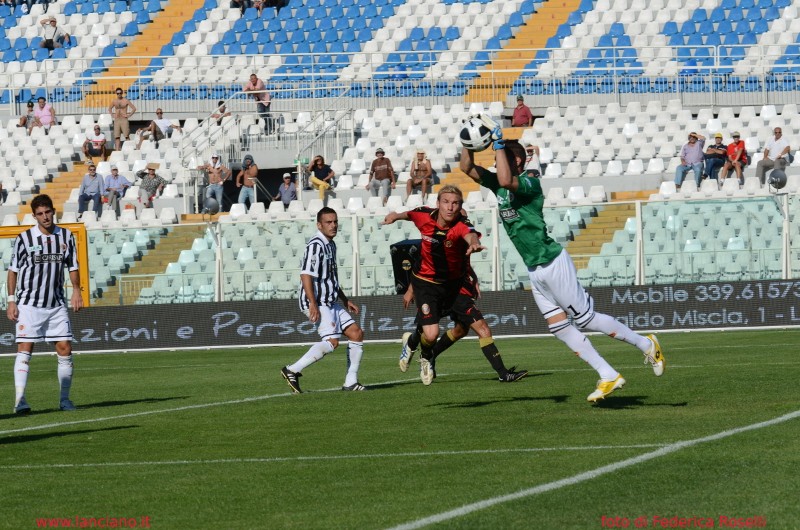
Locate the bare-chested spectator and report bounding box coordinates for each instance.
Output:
[17,102,36,135]
[108,87,136,151]
[406,148,432,200]
[199,153,231,211]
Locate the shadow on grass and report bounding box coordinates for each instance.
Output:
[0,425,136,445]
[434,395,571,408]
[77,396,190,410]
[592,396,689,409]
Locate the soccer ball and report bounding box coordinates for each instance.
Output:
[459,117,493,152]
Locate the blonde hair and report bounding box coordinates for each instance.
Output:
[437,184,463,201]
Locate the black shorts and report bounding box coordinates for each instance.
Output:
[449,293,484,327]
[410,276,460,327]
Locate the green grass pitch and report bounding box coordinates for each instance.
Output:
[1,329,799,529]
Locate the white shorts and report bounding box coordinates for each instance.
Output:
[15,304,73,343]
[528,249,594,324]
[303,303,355,340]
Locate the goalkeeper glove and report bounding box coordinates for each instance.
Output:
[492,127,505,150]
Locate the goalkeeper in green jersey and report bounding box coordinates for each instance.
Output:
[459,116,666,402]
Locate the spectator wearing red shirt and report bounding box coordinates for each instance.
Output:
[719,131,748,186]
[511,95,533,127]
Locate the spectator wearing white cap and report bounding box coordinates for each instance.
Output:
[39,16,69,51]
[406,148,432,200]
[199,154,231,210]
[82,124,107,162]
[274,173,297,208]
[104,165,131,215]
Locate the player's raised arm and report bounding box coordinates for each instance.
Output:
[460,146,483,182]
[494,143,519,192]
[381,211,409,225]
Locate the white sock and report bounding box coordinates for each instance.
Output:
[344,341,364,387]
[57,354,74,402]
[582,313,651,353]
[14,352,31,405]
[288,340,335,373]
[550,321,618,381]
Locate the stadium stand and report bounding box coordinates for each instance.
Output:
[2,0,800,305]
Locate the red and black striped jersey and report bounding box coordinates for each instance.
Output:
[406,207,480,284]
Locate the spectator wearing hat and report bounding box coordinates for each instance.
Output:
[274,173,297,208]
[366,148,395,205]
[39,16,69,51]
[104,165,131,216]
[307,155,335,200]
[406,148,432,200]
[719,132,749,186]
[674,132,705,188]
[138,164,167,208]
[199,154,231,210]
[703,133,727,182]
[236,154,258,208]
[77,163,104,217]
[511,95,533,127]
[82,124,107,162]
[755,127,791,186]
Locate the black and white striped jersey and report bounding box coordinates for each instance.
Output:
[299,230,340,310]
[9,225,79,308]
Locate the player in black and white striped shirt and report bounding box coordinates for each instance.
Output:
[6,194,83,414]
[281,207,366,393]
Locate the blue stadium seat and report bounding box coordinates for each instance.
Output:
[690,9,707,23]
[709,7,725,23]
[34,47,50,62]
[581,77,597,93]
[17,48,32,62]
[662,21,677,36]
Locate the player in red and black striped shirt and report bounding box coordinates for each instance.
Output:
[382,185,526,385]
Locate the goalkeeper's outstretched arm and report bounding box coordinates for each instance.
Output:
[460,147,483,182]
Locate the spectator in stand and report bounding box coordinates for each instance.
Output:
[406,148,432,200]
[719,132,748,186]
[138,165,167,208]
[108,87,136,151]
[211,100,231,126]
[243,73,272,134]
[366,148,395,205]
[703,133,727,182]
[136,108,182,149]
[511,95,533,127]
[236,154,258,209]
[38,16,69,51]
[82,124,107,162]
[31,96,56,134]
[307,155,334,200]
[17,102,36,135]
[77,163,104,217]
[104,165,131,216]
[522,142,541,177]
[755,127,792,186]
[199,154,231,211]
[273,173,297,209]
[674,132,705,188]
[230,0,251,14]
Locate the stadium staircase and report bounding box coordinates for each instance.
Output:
[93,224,205,306]
[466,0,582,102]
[567,202,635,269]
[83,0,207,107]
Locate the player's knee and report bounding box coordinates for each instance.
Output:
[348,327,364,342]
[469,320,491,338]
[421,328,438,345]
[573,310,596,330]
[327,338,340,349]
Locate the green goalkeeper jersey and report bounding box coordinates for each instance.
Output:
[479,170,563,268]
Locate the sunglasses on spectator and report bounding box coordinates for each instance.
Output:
[116,91,123,95]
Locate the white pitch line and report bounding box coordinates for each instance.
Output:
[0,444,665,471]
[387,409,800,530]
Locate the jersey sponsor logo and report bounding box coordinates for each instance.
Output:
[30,245,43,252]
[499,208,520,221]
[420,234,438,244]
[33,254,64,263]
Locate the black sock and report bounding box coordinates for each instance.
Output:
[431,329,457,361]
[420,334,436,361]
[480,337,507,376]
[408,327,421,351]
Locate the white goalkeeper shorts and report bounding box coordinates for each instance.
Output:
[303,303,355,341]
[15,304,73,343]
[527,249,595,325]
